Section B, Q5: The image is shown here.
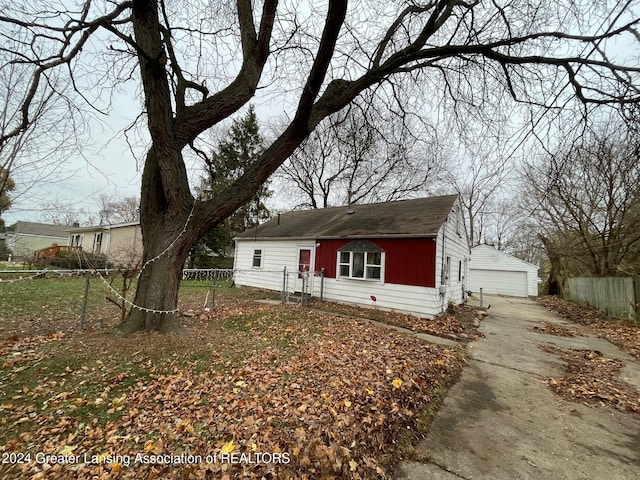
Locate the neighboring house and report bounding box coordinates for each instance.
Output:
[67,222,143,267]
[5,221,69,257]
[234,194,471,318]
[468,244,539,297]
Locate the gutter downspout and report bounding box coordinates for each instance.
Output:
[439,217,447,309]
[440,217,447,287]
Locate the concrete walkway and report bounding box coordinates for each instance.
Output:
[394,295,640,480]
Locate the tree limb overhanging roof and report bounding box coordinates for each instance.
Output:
[236,194,458,240]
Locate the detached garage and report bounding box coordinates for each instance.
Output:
[468,244,539,297]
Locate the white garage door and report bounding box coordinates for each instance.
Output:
[468,269,528,297]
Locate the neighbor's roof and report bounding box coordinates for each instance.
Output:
[9,221,69,238]
[236,194,458,240]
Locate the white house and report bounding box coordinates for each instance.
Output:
[67,222,143,267]
[234,195,471,318]
[5,221,69,258]
[468,244,539,297]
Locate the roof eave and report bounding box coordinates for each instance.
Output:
[66,226,108,233]
[236,233,439,241]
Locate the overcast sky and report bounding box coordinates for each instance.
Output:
[4,84,143,226]
[3,2,637,227]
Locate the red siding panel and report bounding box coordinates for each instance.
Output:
[315,238,437,287]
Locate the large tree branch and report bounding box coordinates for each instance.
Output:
[194,0,348,235]
[173,0,277,146]
[0,2,133,149]
[193,4,640,237]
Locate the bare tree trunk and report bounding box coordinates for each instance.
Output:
[541,235,564,296]
[121,247,188,333]
[119,146,195,333]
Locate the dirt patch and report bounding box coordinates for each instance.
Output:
[536,297,640,415]
[529,321,585,337]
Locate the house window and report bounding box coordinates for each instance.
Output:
[93,233,103,253]
[338,241,383,281]
[70,234,83,247]
[252,249,262,267]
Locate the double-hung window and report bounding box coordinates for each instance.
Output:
[338,241,383,281]
[252,249,262,267]
[93,232,103,253]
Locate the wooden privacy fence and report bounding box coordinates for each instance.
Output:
[564,276,639,321]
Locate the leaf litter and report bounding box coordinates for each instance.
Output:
[1,289,466,479]
[539,344,640,415]
[537,296,640,416]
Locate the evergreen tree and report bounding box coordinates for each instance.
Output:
[0,167,15,230]
[194,106,272,264]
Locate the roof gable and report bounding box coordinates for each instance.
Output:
[237,195,458,240]
[471,244,539,270]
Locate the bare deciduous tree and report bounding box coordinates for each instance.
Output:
[0,61,81,220]
[278,99,441,208]
[1,1,639,332]
[97,195,141,224]
[522,118,640,293]
[39,199,97,227]
[440,134,513,246]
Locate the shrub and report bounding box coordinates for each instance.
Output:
[48,251,108,269]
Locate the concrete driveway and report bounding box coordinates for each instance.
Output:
[394,295,640,480]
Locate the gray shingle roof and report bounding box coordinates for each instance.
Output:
[236,194,458,239]
[11,221,69,238]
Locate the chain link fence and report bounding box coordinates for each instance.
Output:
[0,267,328,334]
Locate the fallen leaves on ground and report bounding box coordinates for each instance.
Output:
[0,290,466,480]
[528,322,585,337]
[310,300,484,342]
[538,296,640,361]
[539,344,640,415]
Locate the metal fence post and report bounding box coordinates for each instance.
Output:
[320,268,325,302]
[480,287,484,309]
[301,273,307,306]
[282,267,287,303]
[79,271,91,331]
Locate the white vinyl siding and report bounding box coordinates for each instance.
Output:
[234,239,316,293]
[435,199,471,307]
[321,278,445,318]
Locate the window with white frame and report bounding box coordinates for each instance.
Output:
[252,249,262,267]
[70,234,83,247]
[338,241,383,280]
[93,232,103,253]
